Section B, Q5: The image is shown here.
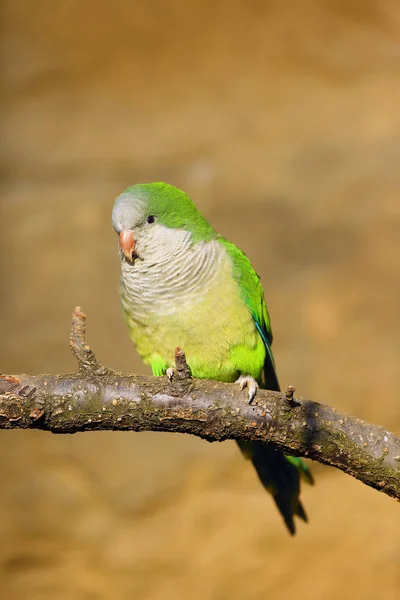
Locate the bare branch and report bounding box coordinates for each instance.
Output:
[1,308,399,500]
[69,306,112,376]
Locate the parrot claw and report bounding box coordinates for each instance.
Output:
[166,367,175,381]
[235,375,259,404]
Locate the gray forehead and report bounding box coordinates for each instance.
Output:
[112,193,147,230]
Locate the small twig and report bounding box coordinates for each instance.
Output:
[283,385,301,410]
[167,346,192,395]
[285,385,296,401]
[69,306,110,375]
[174,347,191,380]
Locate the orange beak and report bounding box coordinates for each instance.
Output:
[119,230,136,261]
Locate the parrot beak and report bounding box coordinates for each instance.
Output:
[119,230,136,261]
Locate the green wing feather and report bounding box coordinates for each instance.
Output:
[218,237,277,388]
[220,237,313,534]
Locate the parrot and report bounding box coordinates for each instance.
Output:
[112,182,313,535]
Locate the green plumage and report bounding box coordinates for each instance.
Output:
[113,182,313,535]
[123,183,215,242]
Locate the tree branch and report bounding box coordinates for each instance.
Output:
[1,307,399,500]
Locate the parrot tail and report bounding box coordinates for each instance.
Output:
[236,440,313,535]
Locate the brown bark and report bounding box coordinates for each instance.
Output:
[1,307,399,500]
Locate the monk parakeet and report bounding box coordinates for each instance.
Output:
[112,182,313,534]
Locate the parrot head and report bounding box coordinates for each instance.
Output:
[112,183,214,263]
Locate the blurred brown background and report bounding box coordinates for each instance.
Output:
[1,1,400,598]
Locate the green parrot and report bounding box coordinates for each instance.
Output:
[112,182,313,534]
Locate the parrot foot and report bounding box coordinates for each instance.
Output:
[166,367,175,381]
[235,375,259,404]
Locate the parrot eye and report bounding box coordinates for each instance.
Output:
[146,215,156,224]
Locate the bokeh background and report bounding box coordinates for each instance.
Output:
[1,1,400,598]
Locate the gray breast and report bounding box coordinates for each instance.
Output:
[119,234,227,319]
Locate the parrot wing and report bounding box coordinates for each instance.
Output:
[218,237,279,390]
[220,237,313,534]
